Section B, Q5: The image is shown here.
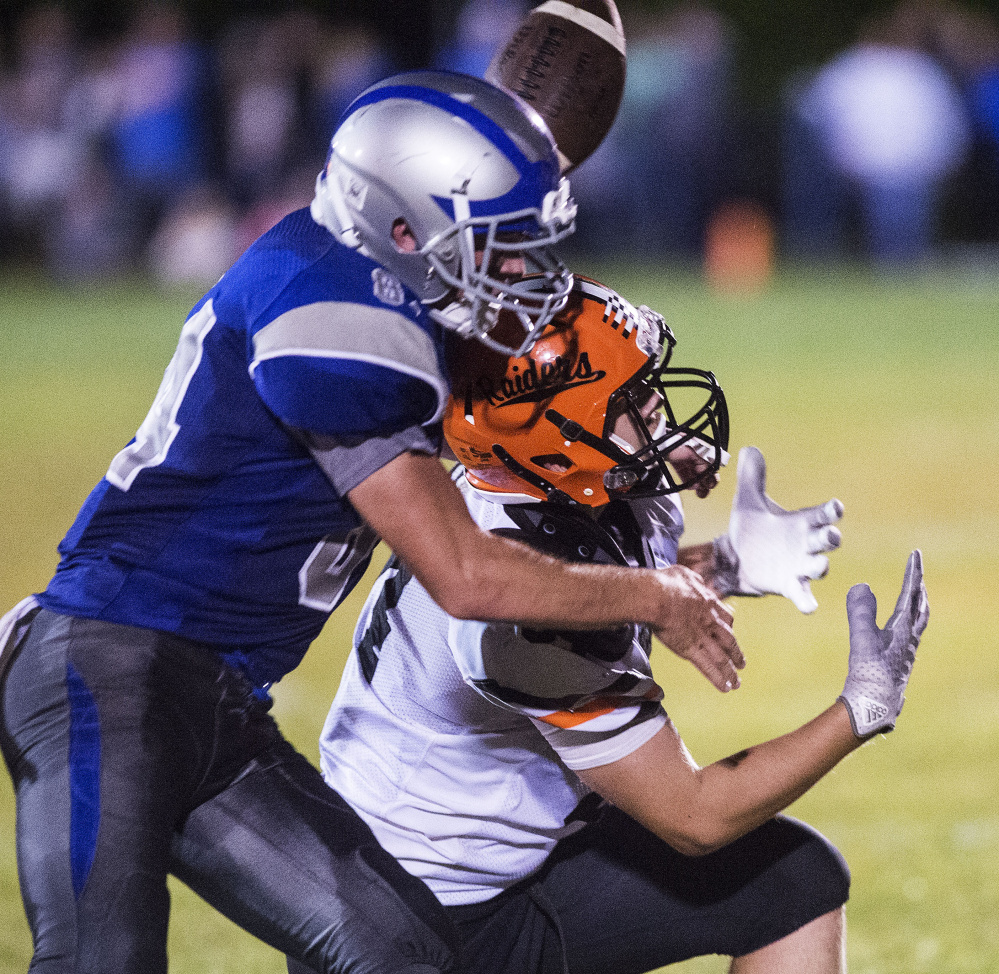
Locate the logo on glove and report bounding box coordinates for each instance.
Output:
[857,695,890,728]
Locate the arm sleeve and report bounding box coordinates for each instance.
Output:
[298,425,442,498]
[448,615,667,771]
[529,703,667,771]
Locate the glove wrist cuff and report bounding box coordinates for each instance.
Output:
[711,534,740,598]
[838,692,895,739]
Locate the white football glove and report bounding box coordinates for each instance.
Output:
[713,446,844,613]
[839,550,929,738]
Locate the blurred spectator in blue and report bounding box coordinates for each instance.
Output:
[966,41,999,163]
[929,2,999,244]
[103,2,210,240]
[437,0,528,78]
[783,1,971,265]
[569,2,736,261]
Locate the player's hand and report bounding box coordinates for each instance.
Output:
[713,446,843,613]
[839,550,929,738]
[667,444,721,499]
[650,564,744,693]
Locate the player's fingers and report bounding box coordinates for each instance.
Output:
[693,469,720,498]
[707,606,745,670]
[888,549,924,628]
[806,524,842,555]
[783,553,830,586]
[707,593,735,629]
[677,580,740,665]
[903,554,930,647]
[902,549,924,609]
[846,582,878,629]
[800,552,830,581]
[914,582,930,641]
[734,446,767,509]
[685,636,743,692]
[805,498,845,529]
[652,620,741,692]
[787,581,819,615]
[653,567,743,685]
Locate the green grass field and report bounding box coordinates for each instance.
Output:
[1,266,997,973]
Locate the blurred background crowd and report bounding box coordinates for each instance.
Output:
[2,0,999,285]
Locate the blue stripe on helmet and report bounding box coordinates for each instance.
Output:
[430,191,548,225]
[344,80,558,217]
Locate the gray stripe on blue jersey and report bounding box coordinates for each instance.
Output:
[300,424,442,498]
[250,302,448,423]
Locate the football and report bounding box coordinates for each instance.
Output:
[485,0,626,173]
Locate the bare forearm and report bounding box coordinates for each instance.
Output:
[432,529,680,628]
[349,452,742,690]
[689,701,860,848]
[579,701,861,856]
[353,452,715,626]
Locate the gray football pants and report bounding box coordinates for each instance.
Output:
[0,609,456,974]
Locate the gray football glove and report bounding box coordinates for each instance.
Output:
[713,446,844,613]
[839,549,930,738]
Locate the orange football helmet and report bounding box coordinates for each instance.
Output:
[443,277,729,505]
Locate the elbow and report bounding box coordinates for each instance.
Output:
[432,585,481,621]
[667,832,723,858]
[660,818,736,858]
[416,558,497,621]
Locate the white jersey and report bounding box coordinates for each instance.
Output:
[318,472,685,905]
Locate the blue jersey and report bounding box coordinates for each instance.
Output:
[39,208,449,690]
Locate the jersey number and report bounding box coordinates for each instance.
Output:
[298,524,380,612]
[106,301,217,491]
[354,555,410,682]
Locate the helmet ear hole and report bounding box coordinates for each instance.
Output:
[531,453,574,474]
[391,219,418,253]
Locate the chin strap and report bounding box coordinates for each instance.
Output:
[544,409,628,462]
[492,444,577,505]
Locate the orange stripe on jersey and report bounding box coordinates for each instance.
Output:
[537,697,621,729]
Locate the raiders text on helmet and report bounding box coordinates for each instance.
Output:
[444,277,729,506]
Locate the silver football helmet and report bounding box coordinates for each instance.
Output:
[311,71,577,356]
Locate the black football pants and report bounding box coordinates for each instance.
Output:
[444,805,851,974]
[0,609,456,974]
